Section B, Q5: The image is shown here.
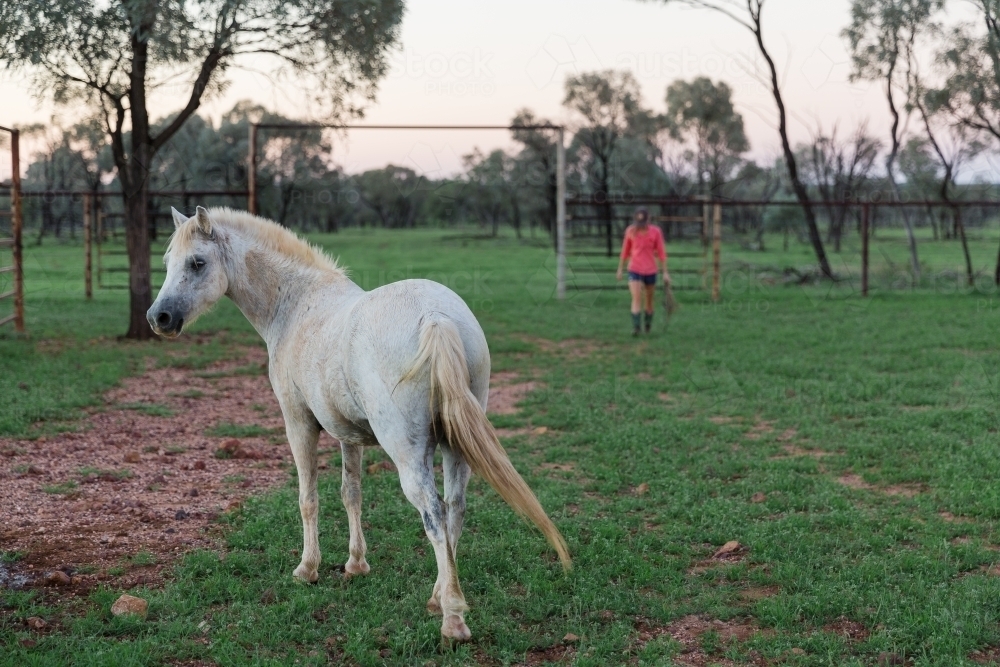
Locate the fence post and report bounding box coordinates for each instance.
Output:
[712,203,721,303]
[11,129,23,333]
[84,193,92,299]
[248,123,258,215]
[861,203,870,298]
[556,127,566,301]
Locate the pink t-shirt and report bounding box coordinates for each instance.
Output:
[620,224,666,275]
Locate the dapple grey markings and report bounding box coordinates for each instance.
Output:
[148,206,570,642]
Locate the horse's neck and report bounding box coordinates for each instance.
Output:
[226,245,351,345]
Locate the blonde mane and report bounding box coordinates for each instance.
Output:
[168,207,342,274]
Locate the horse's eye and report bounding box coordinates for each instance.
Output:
[190,258,206,272]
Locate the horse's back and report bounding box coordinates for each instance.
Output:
[347,279,490,402]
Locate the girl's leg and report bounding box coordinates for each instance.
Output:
[628,280,643,333]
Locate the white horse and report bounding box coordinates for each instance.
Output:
[148,206,570,641]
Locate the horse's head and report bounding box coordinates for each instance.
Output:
[147,206,229,337]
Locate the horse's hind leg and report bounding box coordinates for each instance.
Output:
[340,441,369,577]
[395,452,471,641]
[286,414,322,583]
[427,443,471,615]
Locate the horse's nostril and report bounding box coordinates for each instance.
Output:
[156,312,172,327]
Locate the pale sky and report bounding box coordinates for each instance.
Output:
[1,0,991,179]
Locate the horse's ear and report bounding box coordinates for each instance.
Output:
[171,207,188,229]
[194,206,213,237]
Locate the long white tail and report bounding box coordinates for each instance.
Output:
[402,315,571,570]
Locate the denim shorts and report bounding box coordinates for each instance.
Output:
[627,271,657,286]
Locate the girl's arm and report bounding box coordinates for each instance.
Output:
[616,230,633,281]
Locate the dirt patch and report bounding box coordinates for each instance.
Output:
[743,420,774,441]
[488,372,542,415]
[970,646,1000,664]
[836,474,923,498]
[823,617,870,642]
[939,512,975,524]
[0,347,307,596]
[516,642,577,666]
[774,444,833,459]
[687,541,748,575]
[738,585,779,602]
[518,335,599,359]
[633,614,764,666]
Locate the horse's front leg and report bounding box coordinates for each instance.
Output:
[285,412,322,583]
[340,441,370,577]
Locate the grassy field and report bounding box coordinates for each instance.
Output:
[4,227,1000,665]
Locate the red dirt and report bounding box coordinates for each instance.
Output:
[0,347,311,596]
[488,371,542,415]
[633,614,766,666]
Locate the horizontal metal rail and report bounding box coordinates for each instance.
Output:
[0,313,15,327]
[0,289,14,300]
[0,238,12,248]
[0,265,14,274]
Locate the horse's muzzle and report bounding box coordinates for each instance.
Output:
[147,304,184,337]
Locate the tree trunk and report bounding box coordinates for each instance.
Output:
[123,152,154,340]
[955,206,973,287]
[751,12,833,279]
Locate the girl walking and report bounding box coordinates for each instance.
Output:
[616,207,669,336]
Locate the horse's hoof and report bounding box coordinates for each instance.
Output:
[441,615,471,642]
[344,558,370,579]
[292,564,318,583]
[426,596,442,615]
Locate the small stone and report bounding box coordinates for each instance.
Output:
[26,465,43,476]
[193,460,207,470]
[260,587,276,604]
[45,571,71,586]
[151,475,166,484]
[19,639,36,648]
[750,492,766,503]
[18,382,29,391]
[790,647,805,655]
[188,488,199,497]
[713,540,743,559]
[532,426,548,435]
[198,619,210,633]
[366,460,396,475]
[26,616,46,630]
[563,633,580,643]
[635,483,649,496]
[123,451,141,464]
[175,510,189,521]
[110,594,148,619]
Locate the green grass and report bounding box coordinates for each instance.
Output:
[118,402,174,417]
[205,423,278,439]
[4,227,1000,664]
[40,481,78,495]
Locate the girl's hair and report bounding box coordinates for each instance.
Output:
[634,207,649,223]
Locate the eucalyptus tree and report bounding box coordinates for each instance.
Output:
[637,0,833,279]
[510,109,559,241]
[800,123,882,252]
[934,1,1000,144]
[563,70,653,255]
[0,0,403,338]
[844,0,943,283]
[664,77,749,196]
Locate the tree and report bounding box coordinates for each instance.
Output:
[639,0,834,279]
[664,77,749,196]
[563,70,651,256]
[800,123,881,252]
[844,0,943,283]
[0,0,403,338]
[354,166,428,229]
[510,109,559,244]
[934,1,1000,144]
